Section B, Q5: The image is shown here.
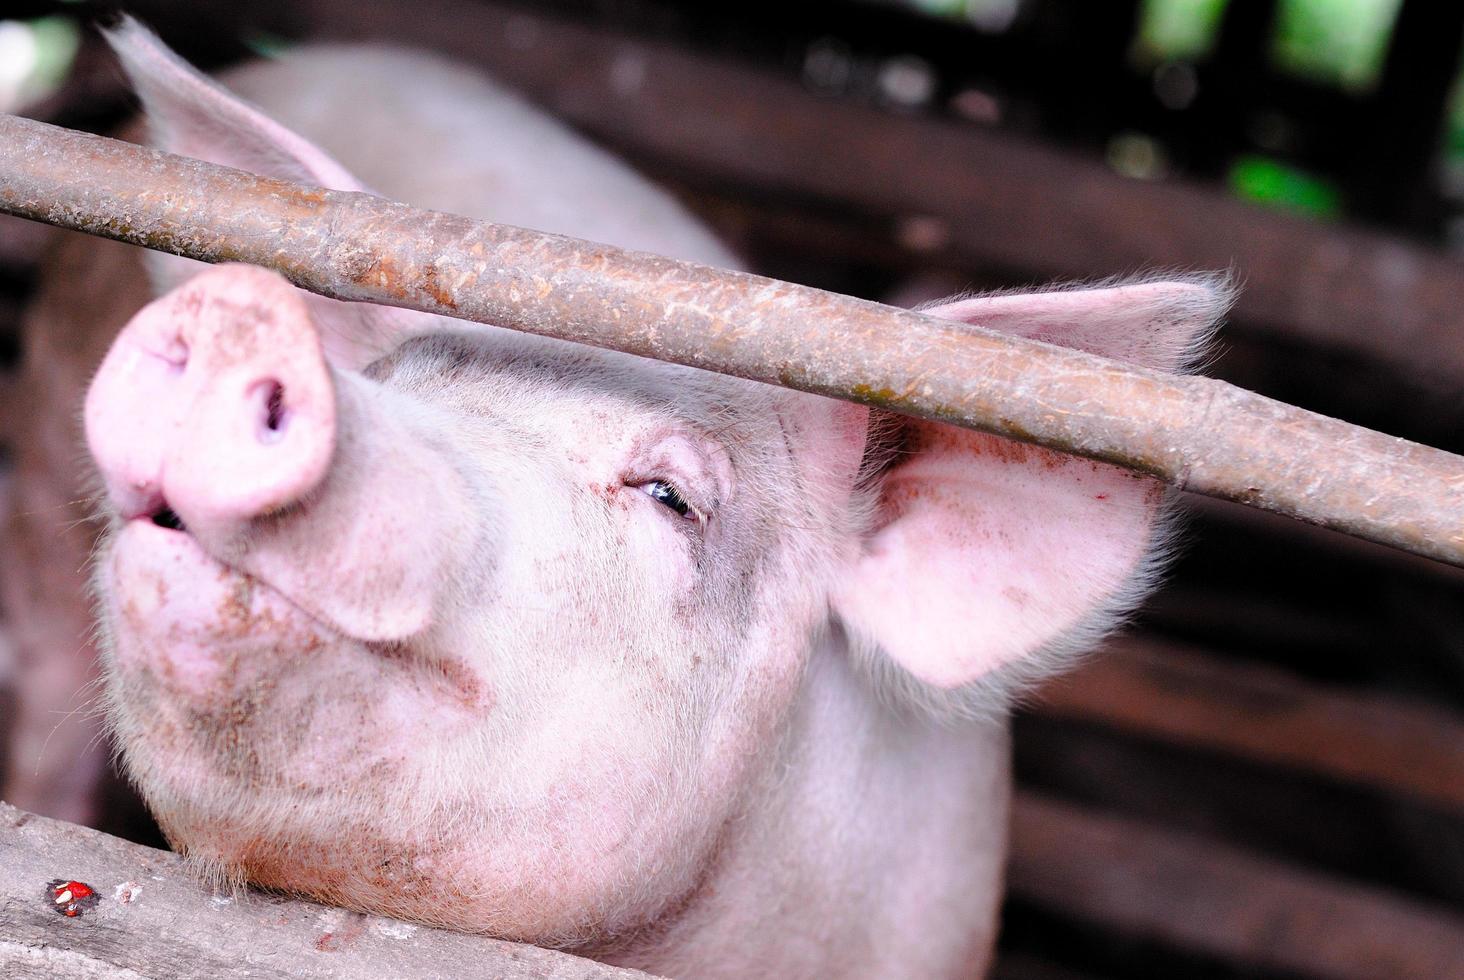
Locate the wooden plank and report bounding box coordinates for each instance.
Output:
[988,952,1105,980]
[1008,792,1464,980]
[0,803,655,979]
[1033,637,1464,810]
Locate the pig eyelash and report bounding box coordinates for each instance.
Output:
[635,480,708,527]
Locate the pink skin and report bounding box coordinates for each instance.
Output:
[88,273,849,945]
[88,266,486,805]
[86,266,337,537]
[84,267,1214,969]
[86,266,468,643]
[42,21,1234,978]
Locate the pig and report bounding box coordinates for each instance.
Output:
[3,19,1230,978]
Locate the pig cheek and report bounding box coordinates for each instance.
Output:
[100,530,407,791]
[103,603,338,792]
[102,528,313,714]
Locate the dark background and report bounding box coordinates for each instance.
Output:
[2,1,1463,977]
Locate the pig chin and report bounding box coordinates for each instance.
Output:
[101,522,500,921]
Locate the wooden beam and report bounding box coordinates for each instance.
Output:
[989,952,1106,980]
[1032,635,1464,810]
[0,803,654,979]
[1009,792,1464,980]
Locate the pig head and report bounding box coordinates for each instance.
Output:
[72,20,1231,978]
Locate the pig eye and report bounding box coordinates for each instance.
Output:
[637,480,704,523]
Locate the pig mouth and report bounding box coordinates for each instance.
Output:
[102,517,336,700]
[103,516,491,717]
[108,512,373,651]
[111,516,312,626]
[103,515,494,802]
[149,506,188,532]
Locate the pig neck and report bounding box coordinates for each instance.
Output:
[605,634,1012,979]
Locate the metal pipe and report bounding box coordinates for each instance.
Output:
[1,113,1460,566]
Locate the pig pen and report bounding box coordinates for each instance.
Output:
[3,1,1464,978]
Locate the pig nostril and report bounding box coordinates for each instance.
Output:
[256,379,288,443]
[266,384,285,431]
[151,507,186,532]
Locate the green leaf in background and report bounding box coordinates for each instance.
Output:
[887,0,1023,32]
[1136,0,1230,63]
[0,15,80,114]
[1271,0,1403,91]
[1439,64,1464,180]
[1229,155,1342,217]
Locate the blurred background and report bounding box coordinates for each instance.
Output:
[2,1,1464,977]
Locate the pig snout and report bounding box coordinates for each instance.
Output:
[89,264,474,647]
[85,264,336,540]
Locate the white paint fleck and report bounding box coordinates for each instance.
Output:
[372,919,418,940]
[114,881,142,904]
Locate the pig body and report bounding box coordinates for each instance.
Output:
[5,23,1228,978]
[1,222,151,824]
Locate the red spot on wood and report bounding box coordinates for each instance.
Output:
[46,878,100,918]
[58,880,94,899]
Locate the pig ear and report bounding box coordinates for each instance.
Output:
[105,17,366,195]
[104,18,420,368]
[833,276,1232,711]
[914,275,1229,372]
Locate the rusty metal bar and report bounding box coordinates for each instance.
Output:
[1,113,1461,566]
